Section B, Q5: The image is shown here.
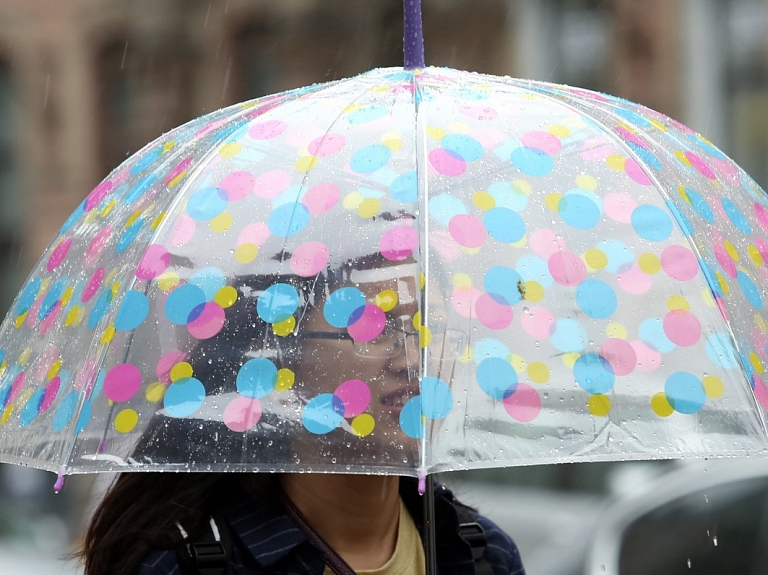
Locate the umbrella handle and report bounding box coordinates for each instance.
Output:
[403,0,425,69]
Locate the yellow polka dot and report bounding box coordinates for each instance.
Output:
[273,316,296,337]
[47,359,62,381]
[163,141,176,152]
[548,125,571,138]
[382,138,402,152]
[295,156,318,172]
[14,313,27,329]
[358,198,381,219]
[715,271,730,294]
[606,322,627,339]
[667,295,690,312]
[588,394,611,416]
[375,290,398,312]
[343,192,364,210]
[1,405,13,425]
[562,352,579,369]
[528,361,550,383]
[512,180,532,195]
[235,243,259,264]
[110,281,122,299]
[219,142,242,158]
[382,130,401,141]
[412,311,423,329]
[419,326,433,348]
[638,253,661,275]
[576,174,598,191]
[210,212,233,233]
[449,122,471,134]
[170,362,193,382]
[114,409,139,433]
[452,273,472,289]
[275,369,295,391]
[214,286,238,309]
[344,103,364,113]
[677,186,691,203]
[99,199,117,218]
[651,392,674,417]
[18,348,31,366]
[748,245,764,267]
[351,413,375,437]
[100,325,115,344]
[522,281,543,302]
[545,193,562,211]
[61,287,75,307]
[701,288,716,308]
[703,375,725,398]
[426,126,446,141]
[17,388,33,408]
[84,210,98,226]
[125,209,142,228]
[649,118,667,132]
[65,305,81,327]
[459,346,473,363]
[473,191,496,210]
[675,150,691,166]
[606,155,627,171]
[145,382,166,403]
[511,354,527,373]
[756,313,768,333]
[750,351,764,375]
[419,273,425,290]
[158,271,181,292]
[724,241,739,261]
[584,249,608,271]
[151,211,167,230]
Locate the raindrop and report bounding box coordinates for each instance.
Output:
[687,558,692,568]
[713,535,718,547]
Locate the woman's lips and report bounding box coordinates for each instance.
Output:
[379,384,419,418]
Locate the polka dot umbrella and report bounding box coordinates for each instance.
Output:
[1,1,768,506]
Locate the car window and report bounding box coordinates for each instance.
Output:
[619,477,768,575]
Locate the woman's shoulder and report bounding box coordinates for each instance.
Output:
[471,511,526,575]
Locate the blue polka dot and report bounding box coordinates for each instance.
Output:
[273,185,305,208]
[573,353,615,394]
[428,194,467,226]
[75,401,92,433]
[738,271,762,310]
[347,106,389,124]
[456,87,490,100]
[484,266,523,305]
[631,205,673,242]
[689,134,727,159]
[323,288,366,328]
[442,134,484,162]
[550,319,587,353]
[576,280,617,319]
[257,283,300,324]
[700,260,722,298]
[39,279,66,322]
[487,181,528,212]
[164,377,206,417]
[390,171,418,203]
[399,396,423,439]
[665,200,694,237]
[114,290,149,331]
[130,146,163,175]
[473,338,510,363]
[350,145,391,174]
[52,390,78,431]
[116,218,144,254]
[706,332,738,367]
[722,199,751,234]
[187,187,228,221]
[59,201,85,233]
[596,239,634,274]
[125,174,157,204]
[303,393,345,434]
[165,284,207,325]
[484,208,526,243]
[516,255,553,288]
[510,146,554,177]
[19,389,44,427]
[665,372,706,414]
[91,369,106,399]
[190,268,227,300]
[613,107,652,128]
[559,193,601,230]
[626,142,663,171]
[268,202,310,237]
[639,317,675,353]
[476,358,517,399]
[421,377,453,419]
[237,358,278,398]
[685,188,715,223]
[88,289,113,330]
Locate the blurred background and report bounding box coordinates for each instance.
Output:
[1,0,768,573]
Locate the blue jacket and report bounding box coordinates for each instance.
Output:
[138,477,525,575]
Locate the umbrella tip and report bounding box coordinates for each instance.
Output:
[417,469,426,495]
[53,466,66,493]
[403,0,425,70]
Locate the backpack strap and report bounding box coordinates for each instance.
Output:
[455,506,494,575]
[176,515,232,575]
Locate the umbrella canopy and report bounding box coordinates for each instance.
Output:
[1,65,768,481]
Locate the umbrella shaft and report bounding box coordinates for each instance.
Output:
[423,474,437,575]
[403,0,425,69]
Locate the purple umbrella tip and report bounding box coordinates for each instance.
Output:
[53,467,66,492]
[97,438,106,453]
[417,470,426,495]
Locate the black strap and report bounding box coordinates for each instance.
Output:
[456,506,494,575]
[176,516,232,575]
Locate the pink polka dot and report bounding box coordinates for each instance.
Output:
[520,306,555,339]
[522,131,561,155]
[136,245,170,280]
[459,104,498,121]
[9,371,25,404]
[238,222,270,247]
[472,126,506,148]
[254,170,291,199]
[195,118,228,139]
[714,243,737,278]
[685,151,716,180]
[302,183,340,214]
[604,193,638,223]
[580,139,613,161]
[380,225,419,261]
[452,287,482,318]
[599,338,637,376]
[617,263,653,295]
[753,328,768,359]
[85,180,114,211]
[285,125,324,147]
[529,229,566,258]
[219,171,255,201]
[630,340,662,373]
[348,305,386,342]
[430,230,462,262]
[661,245,700,281]
[249,120,287,140]
[448,214,486,248]
[663,310,702,347]
[756,237,768,265]
[47,238,72,272]
[188,302,226,340]
[169,215,196,247]
[82,268,105,303]
[616,126,647,149]
[224,396,262,432]
[711,157,739,184]
[334,379,371,418]
[163,157,192,186]
[625,158,652,185]
[26,295,43,328]
[155,350,188,384]
[41,377,61,412]
[503,383,541,422]
[103,363,142,403]
[548,252,586,287]
[755,203,768,234]
[85,226,113,268]
[429,148,466,177]
[291,242,330,277]
[39,301,61,336]
[475,293,513,330]
[75,359,98,393]
[308,134,346,157]
[753,376,768,411]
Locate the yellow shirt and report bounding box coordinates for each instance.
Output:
[323,498,426,575]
